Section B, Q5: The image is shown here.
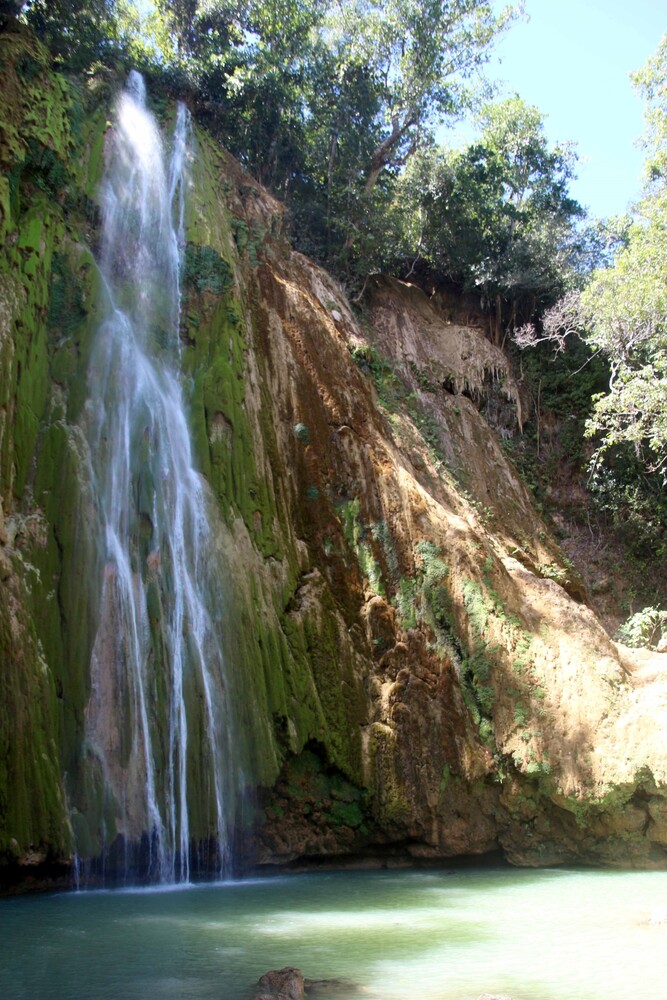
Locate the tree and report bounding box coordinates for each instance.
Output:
[156,1,325,191]
[20,0,169,69]
[160,1,517,279]
[397,96,584,341]
[322,0,518,194]
[582,33,667,475]
[632,31,667,186]
[288,53,385,265]
[21,0,120,66]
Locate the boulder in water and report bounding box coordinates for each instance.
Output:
[256,967,305,1000]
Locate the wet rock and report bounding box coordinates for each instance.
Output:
[256,967,305,1000]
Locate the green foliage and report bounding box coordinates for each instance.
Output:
[47,252,87,337]
[285,54,386,276]
[275,748,368,832]
[415,542,451,637]
[587,457,667,559]
[524,758,551,778]
[349,343,404,410]
[22,137,69,196]
[19,1,549,292]
[391,542,459,669]
[632,31,667,187]
[105,1,517,285]
[507,333,609,506]
[349,343,454,473]
[582,34,667,481]
[321,0,518,189]
[395,577,419,629]
[22,0,120,69]
[616,606,667,649]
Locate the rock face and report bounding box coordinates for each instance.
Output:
[2,23,667,888]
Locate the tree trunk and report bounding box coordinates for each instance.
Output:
[363,113,416,194]
[494,294,502,346]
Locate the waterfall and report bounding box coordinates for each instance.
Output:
[80,72,234,884]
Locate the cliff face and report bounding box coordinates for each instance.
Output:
[2,25,667,888]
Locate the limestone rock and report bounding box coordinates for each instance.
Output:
[4,20,667,889]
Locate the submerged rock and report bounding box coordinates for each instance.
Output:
[305,979,360,996]
[254,970,361,1000]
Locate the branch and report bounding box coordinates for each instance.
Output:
[511,290,585,353]
[364,112,417,193]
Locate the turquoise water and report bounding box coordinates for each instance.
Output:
[1,867,666,999]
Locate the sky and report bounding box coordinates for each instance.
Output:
[449,0,666,219]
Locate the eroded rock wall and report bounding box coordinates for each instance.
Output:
[0,23,107,883]
[2,23,667,888]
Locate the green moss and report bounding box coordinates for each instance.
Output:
[272,748,369,832]
[184,130,299,571]
[338,498,385,596]
[184,243,234,296]
[1,200,65,500]
[367,723,412,826]
[183,261,280,558]
[47,251,87,338]
[0,555,71,862]
[460,580,498,729]
[0,33,111,870]
[439,762,453,792]
[303,597,364,780]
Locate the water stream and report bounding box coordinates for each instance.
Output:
[1,867,665,999]
[79,72,234,883]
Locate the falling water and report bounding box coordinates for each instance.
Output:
[81,72,234,883]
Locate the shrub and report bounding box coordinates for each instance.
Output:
[616,606,667,649]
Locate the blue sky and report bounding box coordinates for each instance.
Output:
[464,0,666,219]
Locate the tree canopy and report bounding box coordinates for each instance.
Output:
[320,0,516,193]
[17,0,521,280]
[18,0,667,478]
[393,96,584,341]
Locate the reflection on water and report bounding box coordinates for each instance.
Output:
[1,867,666,1000]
